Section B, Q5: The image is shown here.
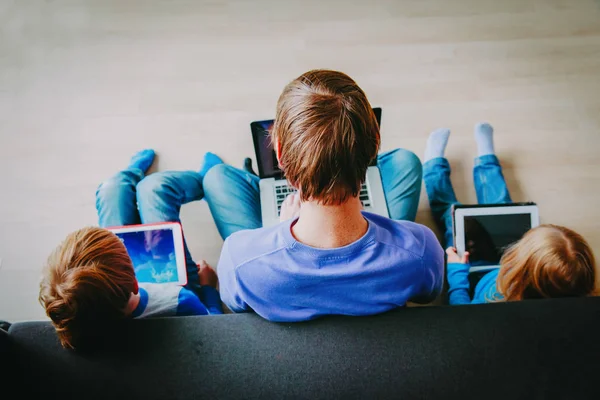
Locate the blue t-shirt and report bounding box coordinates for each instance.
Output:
[216,212,445,322]
[131,283,223,318]
[447,263,503,305]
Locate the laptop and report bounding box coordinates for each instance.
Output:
[251,107,390,227]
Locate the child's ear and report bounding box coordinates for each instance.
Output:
[133,280,139,294]
[276,138,282,163]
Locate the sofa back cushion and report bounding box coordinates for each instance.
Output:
[7,297,600,399]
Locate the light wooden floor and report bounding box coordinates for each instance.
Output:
[1,0,599,321]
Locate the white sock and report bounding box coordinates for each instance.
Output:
[475,123,495,156]
[424,128,451,162]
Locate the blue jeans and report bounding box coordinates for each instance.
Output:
[423,155,512,248]
[95,168,204,293]
[202,148,423,240]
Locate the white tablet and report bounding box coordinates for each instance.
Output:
[453,203,540,272]
[108,222,187,286]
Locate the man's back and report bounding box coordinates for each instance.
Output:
[217,212,444,321]
[205,70,444,320]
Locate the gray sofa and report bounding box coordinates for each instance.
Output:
[2,297,599,399]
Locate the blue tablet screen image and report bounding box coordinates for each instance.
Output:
[115,229,179,284]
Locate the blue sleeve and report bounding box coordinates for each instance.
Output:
[176,288,209,316]
[217,238,251,313]
[472,269,502,304]
[411,228,445,304]
[447,263,472,305]
[199,286,224,315]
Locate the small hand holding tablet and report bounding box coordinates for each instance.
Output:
[446,247,469,265]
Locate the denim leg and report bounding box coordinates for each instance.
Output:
[96,168,144,228]
[473,155,512,205]
[136,171,204,292]
[202,164,262,240]
[378,148,423,222]
[423,157,459,248]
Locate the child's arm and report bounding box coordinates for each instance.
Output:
[197,262,223,314]
[198,286,224,315]
[446,247,473,305]
[176,288,209,316]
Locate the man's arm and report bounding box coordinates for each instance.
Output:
[411,257,444,304]
[217,238,251,313]
[411,229,445,304]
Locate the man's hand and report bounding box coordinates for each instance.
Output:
[198,260,218,288]
[279,192,301,222]
[446,247,469,264]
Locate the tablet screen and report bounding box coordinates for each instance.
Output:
[114,229,180,284]
[464,213,532,265]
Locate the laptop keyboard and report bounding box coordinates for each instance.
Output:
[359,184,371,208]
[275,182,371,216]
[275,184,296,215]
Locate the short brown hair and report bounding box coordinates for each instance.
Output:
[271,69,380,205]
[39,227,137,350]
[496,224,597,301]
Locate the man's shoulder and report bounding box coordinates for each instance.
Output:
[223,222,291,266]
[364,212,442,259]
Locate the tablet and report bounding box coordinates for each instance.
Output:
[108,222,187,286]
[453,203,539,272]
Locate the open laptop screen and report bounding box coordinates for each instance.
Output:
[251,119,279,179]
[251,107,382,179]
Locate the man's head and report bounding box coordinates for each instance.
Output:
[39,227,138,350]
[271,69,380,205]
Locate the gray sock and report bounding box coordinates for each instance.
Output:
[475,123,495,156]
[424,128,451,162]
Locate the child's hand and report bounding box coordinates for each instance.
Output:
[446,247,469,264]
[198,260,218,288]
[280,192,301,222]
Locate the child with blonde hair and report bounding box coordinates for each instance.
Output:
[423,123,596,304]
[40,150,223,350]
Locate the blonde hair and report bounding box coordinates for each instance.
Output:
[39,227,137,350]
[271,69,380,205]
[496,224,596,301]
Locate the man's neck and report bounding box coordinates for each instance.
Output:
[292,196,368,249]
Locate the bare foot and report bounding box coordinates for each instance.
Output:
[197,260,218,288]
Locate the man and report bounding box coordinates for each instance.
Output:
[203,70,444,321]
